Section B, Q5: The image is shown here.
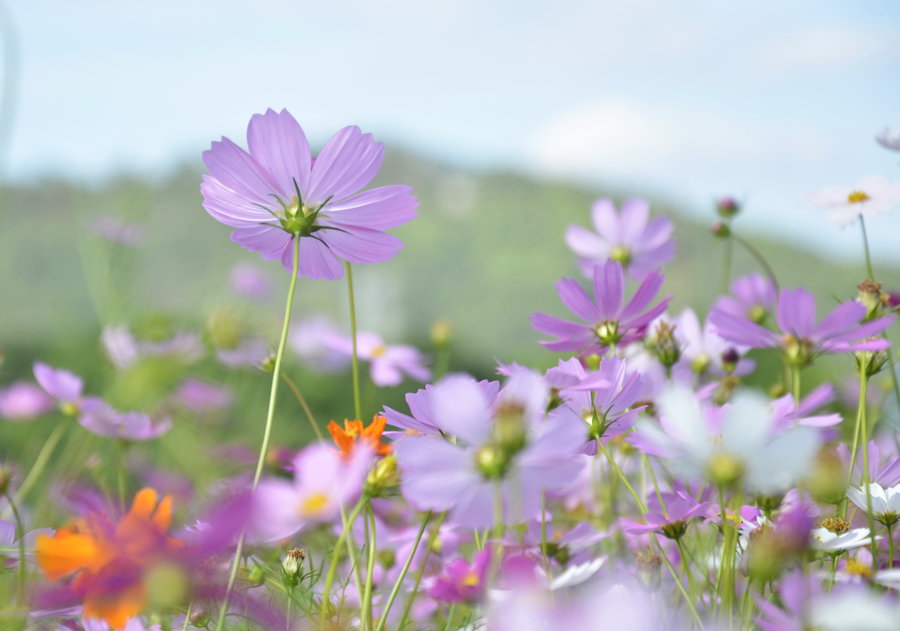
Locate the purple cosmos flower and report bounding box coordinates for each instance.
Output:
[620,488,711,539]
[215,338,269,369]
[326,331,431,387]
[201,109,418,280]
[382,377,501,438]
[532,260,670,356]
[669,309,755,380]
[229,262,272,300]
[770,383,842,432]
[394,371,585,528]
[77,398,171,441]
[713,274,778,324]
[427,547,491,603]
[101,326,204,370]
[0,381,53,421]
[545,357,647,449]
[173,379,233,415]
[252,443,373,542]
[289,315,349,372]
[565,198,675,279]
[710,288,893,366]
[838,440,900,488]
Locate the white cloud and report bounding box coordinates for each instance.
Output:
[524,100,829,182]
[750,24,900,72]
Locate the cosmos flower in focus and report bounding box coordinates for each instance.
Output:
[35,488,180,630]
[532,260,670,356]
[382,378,500,438]
[328,415,392,458]
[807,175,900,227]
[565,198,675,279]
[201,108,419,280]
[710,288,893,367]
[428,547,491,603]
[847,483,900,525]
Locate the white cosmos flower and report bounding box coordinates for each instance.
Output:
[807,175,900,228]
[549,557,605,590]
[811,527,875,552]
[847,483,900,522]
[809,589,900,631]
[636,385,821,494]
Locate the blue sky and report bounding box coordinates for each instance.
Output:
[3,0,900,260]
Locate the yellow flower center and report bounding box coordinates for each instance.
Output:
[300,493,330,516]
[370,345,387,358]
[847,190,870,204]
[461,571,480,587]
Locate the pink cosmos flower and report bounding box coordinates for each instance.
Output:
[709,288,892,366]
[201,109,418,280]
[0,381,53,421]
[565,198,675,279]
[326,331,431,387]
[428,547,491,603]
[532,260,670,356]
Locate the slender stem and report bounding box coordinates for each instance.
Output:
[183,602,193,631]
[116,439,128,508]
[888,526,895,568]
[397,512,447,631]
[676,537,699,600]
[361,504,378,631]
[791,367,801,404]
[540,491,550,572]
[280,372,323,441]
[320,496,368,629]
[346,262,362,421]
[214,234,302,631]
[5,492,27,606]
[488,481,505,585]
[857,368,878,570]
[721,232,734,294]
[643,454,668,518]
[12,421,67,506]
[376,511,433,631]
[859,216,876,280]
[733,234,779,291]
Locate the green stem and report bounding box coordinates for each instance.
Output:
[857,368,878,570]
[396,512,446,631]
[320,496,368,629]
[733,234,780,291]
[361,504,378,631]
[888,526,895,568]
[488,481,505,585]
[540,491,550,573]
[376,511,433,631]
[676,537,699,601]
[859,216,876,280]
[5,492,27,606]
[791,367,801,404]
[721,231,734,294]
[280,372,323,442]
[12,421,67,506]
[183,602,193,631]
[214,234,302,631]
[346,262,362,422]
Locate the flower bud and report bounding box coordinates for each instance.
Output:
[647,321,680,369]
[855,349,888,377]
[804,448,847,505]
[711,222,731,238]
[707,453,744,488]
[857,279,885,318]
[365,455,401,497]
[282,547,306,586]
[715,197,741,218]
[431,319,453,348]
[493,402,527,455]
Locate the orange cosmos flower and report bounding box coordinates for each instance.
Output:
[36,488,181,630]
[327,414,392,458]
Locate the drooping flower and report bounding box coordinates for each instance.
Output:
[252,443,373,542]
[532,260,670,356]
[709,288,893,367]
[713,274,778,325]
[564,198,675,279]
[325,330,431,387]
[0,381,53,421]
[35,489,181,630]
[807,175,900,228]
[633,385,821,493]
[201,108,418,280]
[328,415,392,458]
[394,371,585,528]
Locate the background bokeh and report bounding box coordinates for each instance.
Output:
[1,0,899,453]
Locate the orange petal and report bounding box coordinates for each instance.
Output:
[151,494,173,533]
[129,488,159,520]
[83,583,146,630]
[36,531,105,580]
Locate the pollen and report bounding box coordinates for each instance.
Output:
[300,492,330,516]
[847,190,870,204]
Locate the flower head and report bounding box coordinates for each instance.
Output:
[710,288,893,366]
[428,547,491,603]
[532,260,670,356]
[201,109,418,280]
[0,381,53,421]
[328,415,392,458]
[564,198,674,279]
[713,274,778,324]
[78,398,171,441]
[36,488,180,630]
[807,175,900,227]
[326,330,431,387]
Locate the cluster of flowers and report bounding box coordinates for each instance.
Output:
[3,109,900,631]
